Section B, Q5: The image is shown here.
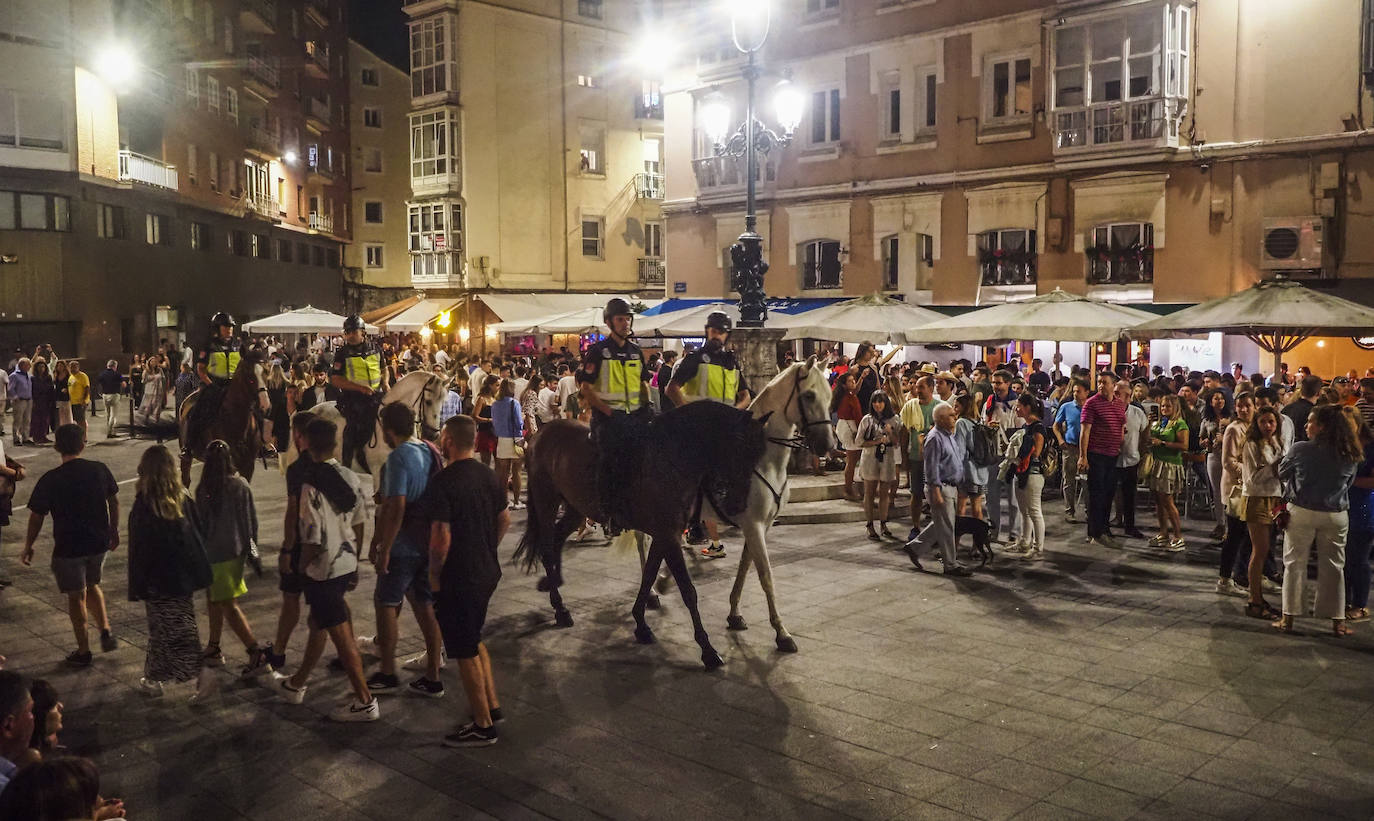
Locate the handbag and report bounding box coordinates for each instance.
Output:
[1224,484,1246,520]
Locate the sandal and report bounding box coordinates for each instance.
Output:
[1332,621,1354,638]
[1245,601,1281,621]
[1346,607,1369,622]
[1271,618,1295,633]
[1148,534,1167,547]
[866,524,880,541]
[880,524,895,540]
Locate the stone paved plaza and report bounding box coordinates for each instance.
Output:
[3,436,1374,820]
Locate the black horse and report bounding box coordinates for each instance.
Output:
[514,400,768,669]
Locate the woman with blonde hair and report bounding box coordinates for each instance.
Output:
[127,445,215,700]
[262,362,289,453]
[1147,392,1190,551]
[1242,407,1286,620]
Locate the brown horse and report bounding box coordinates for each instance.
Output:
[177,350,269,485]
[514,400,768,669]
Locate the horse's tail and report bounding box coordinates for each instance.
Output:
[513,444,551,574]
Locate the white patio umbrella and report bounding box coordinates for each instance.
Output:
[488,307,597,335]
[902,288,1160,345]
[780,293,948,344]
[1128,276,1374,376]
[633,302,740,337]
[243,305,376,334]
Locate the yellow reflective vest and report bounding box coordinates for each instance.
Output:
[339,344,384,392]
[679,351,740,404]
[585,338,644,413]
[205,348,240,381]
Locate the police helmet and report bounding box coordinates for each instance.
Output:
[705,310,733,334]
[210,311,236,329]
[603,298,633,325]
[343,314,366,333]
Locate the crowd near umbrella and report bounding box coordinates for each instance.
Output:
[488,307,609,336]
[242,305,379,334]
[780,293,948,345]
[902,287,1160,345]
[1129,276,1374,376]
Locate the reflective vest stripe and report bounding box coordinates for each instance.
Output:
[207,351,240,380]
[683,363,739,404]
[597,358,642,412]
[345,354,382,391]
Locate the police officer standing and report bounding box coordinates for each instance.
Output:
[186,312,242,450]
[330,314,388,472]
[577,298,650,529]
[666,310,752,558]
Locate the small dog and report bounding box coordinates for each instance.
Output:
[903,515,993,570]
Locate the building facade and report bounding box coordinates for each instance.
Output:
[344,38,412,314]
[401,0,666,336]
[0,0,351,361]
[662,0,1374,368]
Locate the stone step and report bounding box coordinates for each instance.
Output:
[775,491,913,525]
[786,472,849,503]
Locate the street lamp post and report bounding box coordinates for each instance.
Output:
[701,0,803,328]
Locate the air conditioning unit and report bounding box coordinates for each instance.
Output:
[1260,217,1324,272]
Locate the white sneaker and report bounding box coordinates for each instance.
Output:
[138,677,165,697]
[355,635,377,654]
[275,672,307,705]
[189,668,219,704]
[1019,547,1044,562]
[403,651,446,671]
[1004,542,1030,555]
[331,697,380,722]
[1262,576,1282,593]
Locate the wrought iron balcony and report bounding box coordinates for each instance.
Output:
[634,97,663,120]
[634,172,664,200]
[305,97,331,131]
[240,0,275,34]
[638,258,665,287]
[308,211,334,233]
[245,122,280,159]
[245,192,279,218]
[117,150,178,190]
[243,55,280,97]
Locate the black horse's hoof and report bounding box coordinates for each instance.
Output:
[776,636,799,653]
[726,615,748,631]
[554,609,574,628]
[634,626,656,645]
[646,594,661,610]
[536,575,557,592]
[702,650,725,670]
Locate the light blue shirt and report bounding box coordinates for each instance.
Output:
[1054,399,1082,445]
[7,369,31,400]
[381,440,434,558]
[924,426,966,488]
[0,755,16,793]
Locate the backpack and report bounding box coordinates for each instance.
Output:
[968,421,1003,468]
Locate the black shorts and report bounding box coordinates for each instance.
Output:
[303,572,356,630]
[279,545,306,594]
[435,584,497,660]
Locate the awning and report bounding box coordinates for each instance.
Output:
[361,296,420,327]
[634,297,841,337]
[477,293,651,324]
[382,298,463,332]
[243,306,378,334]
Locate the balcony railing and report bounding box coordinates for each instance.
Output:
[1053,97,1178,151]
[118,150,178,189]
[309,212,334,233]
[634,172,664,200]
[244,192,278,217]
[691,156,775,191]
[305,97,331,127]
[638,258,665,287]
[305,41,329,77]
[240,0,275,33]
[244,55,280,93]
[246,123,280,157]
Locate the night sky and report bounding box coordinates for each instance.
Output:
[349,0,408,71]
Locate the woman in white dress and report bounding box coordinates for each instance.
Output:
[857,391,901,541]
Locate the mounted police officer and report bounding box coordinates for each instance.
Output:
[577,298,650,530]
[330,313,388,472]
[185,311,241,450]
[666,310,752,558]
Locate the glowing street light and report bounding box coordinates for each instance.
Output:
[94,42,138,91]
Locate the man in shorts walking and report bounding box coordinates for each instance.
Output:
[20,424,120,665]
[366,403,446,698]
[424,414,510,746]
[275,418,378,722]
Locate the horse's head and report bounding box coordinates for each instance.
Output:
[417,372,446,440]
[236,350,271,414]
[788,357,837,457]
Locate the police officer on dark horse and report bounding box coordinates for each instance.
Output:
[180,311,269,485]
[330,313,389,474]
[579,298,650,530]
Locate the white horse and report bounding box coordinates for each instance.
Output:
[281,371,448,484]
[701,358,836,653]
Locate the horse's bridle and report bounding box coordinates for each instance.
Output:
[768,368,830,450]
[408,373,442,440]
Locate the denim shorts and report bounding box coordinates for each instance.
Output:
[374,550,433,607]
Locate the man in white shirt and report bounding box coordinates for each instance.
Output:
[1113,381,1149,539]
[555,363,579,418]
[434,347,451,370]
[536,381,559,424]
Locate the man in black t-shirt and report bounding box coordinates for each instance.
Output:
[1026,358,1051,396]
[20,424,119,666]
[1282,374,1321,443]
[423,414,509,747]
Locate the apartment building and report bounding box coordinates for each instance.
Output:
[663,0,1374,359]
[401,0,666,337]
[344,39,412,313]
[0,0,351,361]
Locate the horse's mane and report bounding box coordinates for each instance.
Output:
[649,401,766,515]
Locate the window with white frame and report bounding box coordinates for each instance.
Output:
[409,18,452,97]
[96,203,126,239]
[145,213,170,246]
[410,109,455,179]
[644,221,663,258]
[0,92,65,151]
[206,75,220,113]
[365,245,384,268]
[1052,4,1190,149]
[363,107,381,128]
[360,67,378,86]
[577,74,596,88]
[880,235,899,290]
[364,201,383,223]
[581,217,604,258]
[809,88,840,146]
[191,221,210,250]
[977,228,1037,286]
[579,123,605,174]
[208,150,219,190]
[409,202,461,252]
[1086,222,1154,284]
[878,72,900,141]
[985,56,1031,122]
[225,87,238,122]
[185,67,198,105]
[364,147,383,173]
[805,0,838,17]
[918,68,938,132]
[800,239,842,289]
[186,144,197,184]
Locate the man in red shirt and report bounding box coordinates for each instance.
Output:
[1076,371,1126,550]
